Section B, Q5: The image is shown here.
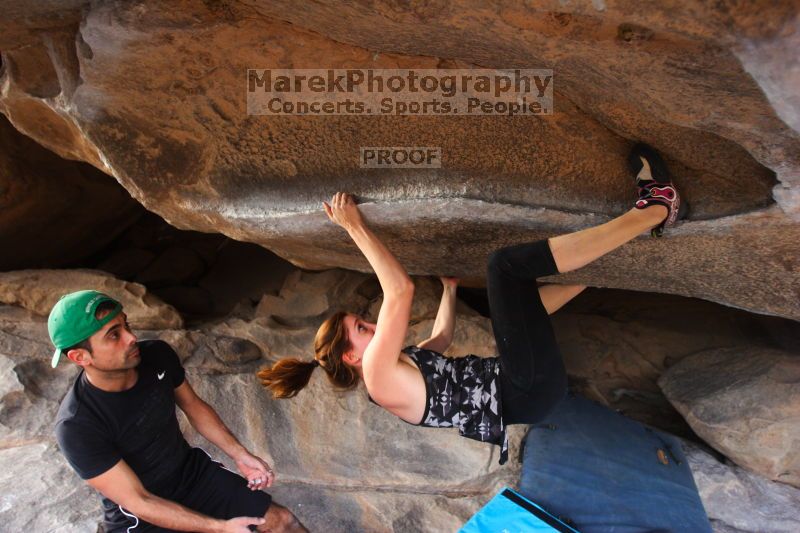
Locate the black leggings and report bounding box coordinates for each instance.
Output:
[487,239,567,425]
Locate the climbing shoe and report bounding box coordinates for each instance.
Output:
[628,143,687,238]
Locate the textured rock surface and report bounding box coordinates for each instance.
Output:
[0,306,99,531]
[660,347,800,488]
[1,0,798,320]
[0,442,98,533]
[0,269,183,329]
[181,371,523,533]
[185,269,524,510]
[684,441,800,533]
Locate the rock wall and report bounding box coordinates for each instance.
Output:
[1,265,798,531]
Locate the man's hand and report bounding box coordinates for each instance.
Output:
[234,451,275,491]
[221,516,266,532]
[175,380,274,492]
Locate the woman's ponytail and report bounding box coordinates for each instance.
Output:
[257,310,360,398]
[257,358,318,398]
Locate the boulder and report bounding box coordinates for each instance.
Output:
[0,305,80,446]
[0,262,798,531]
[181,371,522,499]
[172,268,525,531]
[660,347,800,487]
[1,0,798,320]
[266,485,500,533]
[153,328,263,375]
[0,269,519,532]
[0,269,183,329]
[254,269,345,325]
[684,440,800,533]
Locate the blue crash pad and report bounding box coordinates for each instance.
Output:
[518,394,712,533]
[460,487,580,533]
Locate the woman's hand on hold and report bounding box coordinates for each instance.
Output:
[440,276,460,290]
[323,192,364,232]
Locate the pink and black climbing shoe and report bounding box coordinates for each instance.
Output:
[628,143,687,238]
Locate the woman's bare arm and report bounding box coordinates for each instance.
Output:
[344,226,414,297]
[324,193,413,296]
[417,277,458,353]
[323,193,415,397]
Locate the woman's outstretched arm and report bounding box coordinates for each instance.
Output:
[417,277,458,353]
[324,193,413,296]
[323,193,416,400]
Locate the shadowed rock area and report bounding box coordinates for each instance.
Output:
[0,115,143,270]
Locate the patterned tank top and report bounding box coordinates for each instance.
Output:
[401,345,508,464]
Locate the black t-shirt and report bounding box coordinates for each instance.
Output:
[55,339,190,498]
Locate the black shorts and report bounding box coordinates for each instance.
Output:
[105,448,272,533]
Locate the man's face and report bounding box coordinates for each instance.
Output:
[73,312,140,372]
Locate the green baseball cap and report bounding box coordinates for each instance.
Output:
[48,290,122,368]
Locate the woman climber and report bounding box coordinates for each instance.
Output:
[257,144,685,463]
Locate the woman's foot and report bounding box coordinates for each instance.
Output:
[628,143,686,237]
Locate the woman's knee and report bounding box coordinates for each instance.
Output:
[487,240,559,280]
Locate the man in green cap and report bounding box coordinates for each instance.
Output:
[50,290,307,533]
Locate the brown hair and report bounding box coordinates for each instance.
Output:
[257,311,360,398]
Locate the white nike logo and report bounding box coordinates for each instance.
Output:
[157,371,166,381]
